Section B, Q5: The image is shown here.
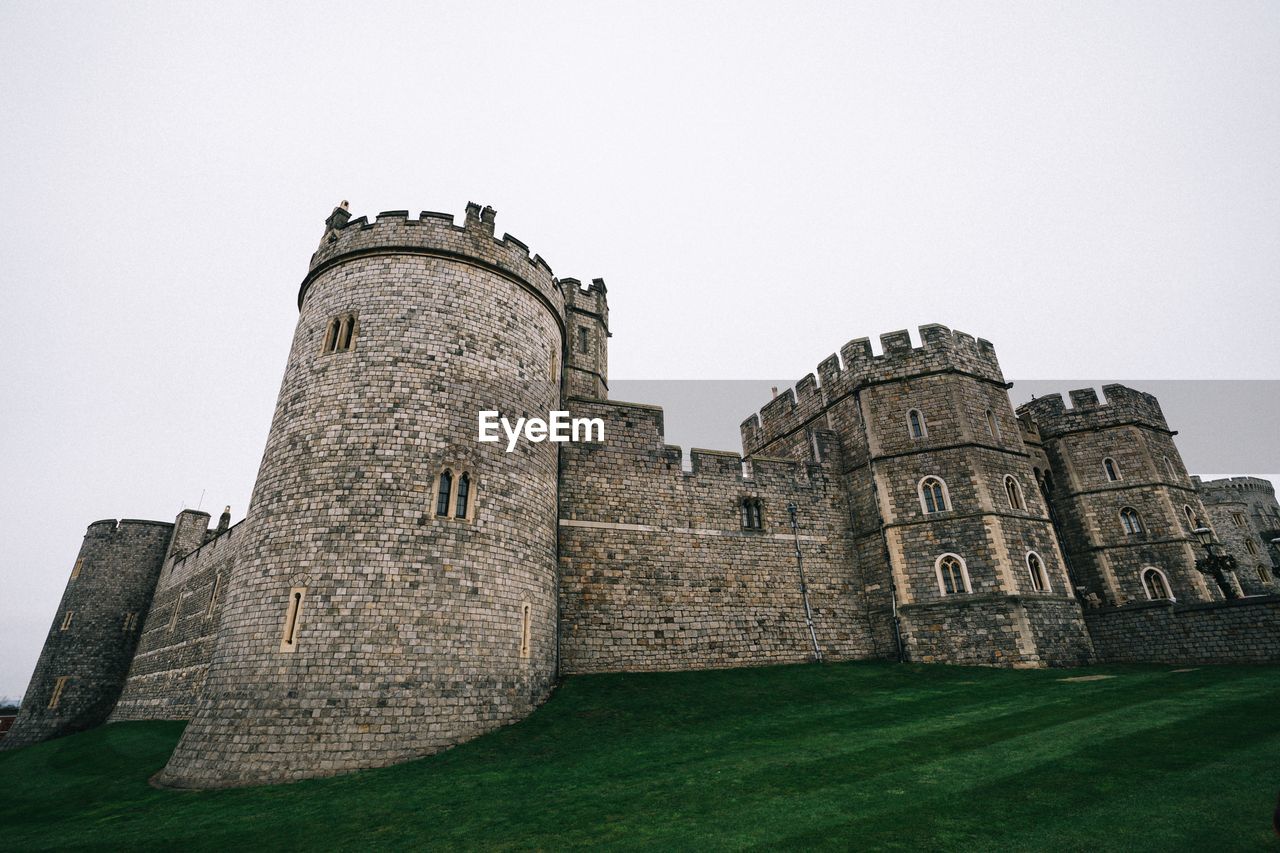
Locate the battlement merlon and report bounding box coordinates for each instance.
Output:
[1016,383,1173,438]
[301,203,563,320]
[740,324,1005,455]
[562,277,610,332]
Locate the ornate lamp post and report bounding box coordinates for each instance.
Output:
[1192,527,1239,600]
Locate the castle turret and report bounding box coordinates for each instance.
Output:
[1018,385,1218,605]
[157,203,565,787]
[563,277,609,398]
[742,325,1094,667]
[2,519,172,749]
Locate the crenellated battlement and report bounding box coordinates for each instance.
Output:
[741,324,1003,453]
[567,396,830,492]
[1016,384,1172,437]
[562,276,609,320]
[300,203,562,316]
[1194,475,1277,496]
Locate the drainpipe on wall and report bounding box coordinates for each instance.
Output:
[787,503,823,662]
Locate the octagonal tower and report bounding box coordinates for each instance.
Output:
[159,203,565,787]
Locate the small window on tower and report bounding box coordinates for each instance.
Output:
[1104,457,1121,482]
[1005,476,1024,510]
[519,602,532,659]
[322,313,358,354]
[455,473,470,520]
[1120,507,1144,535]
[907,409,927,440]
[60,610,74,631]
[123,612,138,633]
[741,497,764,530]
[47,676,70,710]
[70,558,84,581]
[279,587,306,653]
[436,470,453,517]
[986,409,1000,442]
[578,326,589,355]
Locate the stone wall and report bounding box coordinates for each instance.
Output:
[558,397,890,673]
[111,518,243,720]
[1019,385,1218,606]
[2,520,172,749]
[158,204,564,788]
[1085,596,1280,664]
[740,325,1094,667]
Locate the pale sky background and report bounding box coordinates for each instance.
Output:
[2,2,1278,699]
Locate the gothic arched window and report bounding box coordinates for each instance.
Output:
[1120,507,1144,535]
[741,497,763,530]
[936,554,971,596]
[1141,567,1173,601]
[919,477,949,515]
[1104,457,1121,482]
[1026,552,1049,592]
[455,473,470,519]
[908,409,926,440]
[1005,476,1024,510]
[436,470,453,517]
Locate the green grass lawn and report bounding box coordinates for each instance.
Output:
[2,661,1279,850]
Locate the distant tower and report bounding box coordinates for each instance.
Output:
[1018,385,1219,605]
[743,325,1094,667]
[2,519,172,749]
[158,203,566,787]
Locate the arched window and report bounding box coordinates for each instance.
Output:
[578,326,589,354]
[455,473,470,519]
[1103,457,1120,482]
[1183,505,1197,530]
[1164,456,1178,480]
[436,470,453,517]
[1005,476,1024,510]
[907,409,926,440]
[1245,539,1259,556]
[1026,552,1049,593]
[986,409,1000,442]
[919,477,949,514]
[322,318,340,353]
[935,554,972,596]
[1120,507,1144,535]
[1141,567,1173,601]
[337,315,356,351]
[1258,565,1272,584]
[741,497,764,529]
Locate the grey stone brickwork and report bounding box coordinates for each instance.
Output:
[156,204,565,788]
[558,397,890,673]
[1018,386,1218,606]
[1194,476,1280,594]
[111,513,242,720]
[8,202,1277,787]
[1084,596,1280,664]
[741,326,1095,667]
[2,520,171,749]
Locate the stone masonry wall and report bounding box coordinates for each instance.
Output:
[558,397,889,673]
[1085,596,1280,664]
[741,326,1094,667]
[159,205,564,788]
[2,520,172,749]
[111,519,244,720]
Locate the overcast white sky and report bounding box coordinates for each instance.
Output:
[2,2,1278,698]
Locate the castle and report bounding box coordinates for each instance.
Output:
[6,202,1279,787]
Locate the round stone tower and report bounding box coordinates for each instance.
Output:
[158,203,564,787]
[2,519,171,750]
